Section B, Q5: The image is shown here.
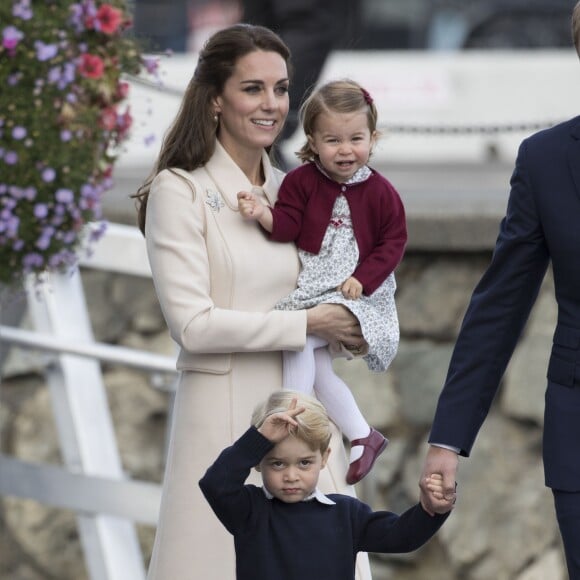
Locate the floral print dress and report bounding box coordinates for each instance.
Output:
[275,167,399,372]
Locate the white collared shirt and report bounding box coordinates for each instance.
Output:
[262,486,336,505]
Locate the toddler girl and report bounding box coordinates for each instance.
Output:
[238,79,406,484]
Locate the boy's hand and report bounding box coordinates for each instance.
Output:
[339,276,363,299]
[258,397,305,443]
[237,191,265,219]
[422,473,456,514]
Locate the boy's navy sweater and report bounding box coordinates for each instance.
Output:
[199,427,448,580]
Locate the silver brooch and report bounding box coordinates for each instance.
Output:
[205,189,224,212]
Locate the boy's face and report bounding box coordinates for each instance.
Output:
[256,436,330,503]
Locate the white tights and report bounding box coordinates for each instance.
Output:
[283,335,370,462]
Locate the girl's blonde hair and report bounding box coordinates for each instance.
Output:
[296,78,379,163]
[252,391,332,453]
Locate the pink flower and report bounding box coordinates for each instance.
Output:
[78,53,104,79]
[116,108,133,138]
[99,106,117,130]
[96,4,123,35]
[2,26,24,54]
[115,80,130,99]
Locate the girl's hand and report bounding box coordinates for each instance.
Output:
[339,276,363,299]
[237,191,264,219]
[258,398,305,443]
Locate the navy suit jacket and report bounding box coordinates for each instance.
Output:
[429,116,580,491]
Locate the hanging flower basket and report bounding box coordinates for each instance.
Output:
[0,0,157,286]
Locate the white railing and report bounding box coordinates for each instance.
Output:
[0,223,177,580]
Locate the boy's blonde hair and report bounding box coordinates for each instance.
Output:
[252,391,332,453]
[296,78,379,163]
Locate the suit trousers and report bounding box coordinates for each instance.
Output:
[553,489,580,579]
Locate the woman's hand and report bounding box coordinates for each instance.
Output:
[306,303,365,349]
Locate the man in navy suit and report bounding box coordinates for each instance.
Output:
[419,2,580,577]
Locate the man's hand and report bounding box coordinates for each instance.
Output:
[419,446,459,515]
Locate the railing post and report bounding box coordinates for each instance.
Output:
[25,269,146,580]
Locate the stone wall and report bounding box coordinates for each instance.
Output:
[0,251,567,580]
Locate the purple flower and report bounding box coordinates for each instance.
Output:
[69,4,85,32]
[144,133,156,147]
[23,253,44,268]
[89,221,108,242]
[8,186,23,199]
[34,40,58,61]
[8,73,22,86]
[60,130,72,142]
[47,65,62,84]
[55,188,74,203]
[2,26,24,52]
[23,187,36,200]
[142,57,159,75]
[48,249,77,268]
[62,231,77,244]
[0,214,20,237]
[13,0,33,20]
[12,126,27,140]
[41,167,56,182]
[4,151,18,164]
[63,62,76,83]
[36,226,55,250]
[34,203,49,219]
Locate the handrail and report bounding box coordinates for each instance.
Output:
[0,324,177,376]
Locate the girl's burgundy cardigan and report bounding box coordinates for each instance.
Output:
[269,162,407,295]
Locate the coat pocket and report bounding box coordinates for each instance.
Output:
[176,351,232,374]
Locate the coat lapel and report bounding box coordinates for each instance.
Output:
[203,141,283,209]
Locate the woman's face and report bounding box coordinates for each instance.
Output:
[214,50,289,157]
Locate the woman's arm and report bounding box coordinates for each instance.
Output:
[145,170,307,354]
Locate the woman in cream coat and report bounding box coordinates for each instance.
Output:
[135,24,372,579]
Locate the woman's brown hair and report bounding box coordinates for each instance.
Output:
[133,24,290,234]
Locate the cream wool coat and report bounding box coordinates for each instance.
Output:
[145,141,371,579]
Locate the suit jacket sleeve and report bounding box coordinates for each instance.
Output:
[429,138,550,455]
[145,170,307,355]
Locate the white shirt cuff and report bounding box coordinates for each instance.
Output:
[430,443,460,454]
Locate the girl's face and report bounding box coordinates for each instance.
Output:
[307,109,376,183]
[214,50,289,158]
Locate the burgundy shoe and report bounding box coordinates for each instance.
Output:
[346,428,389,485]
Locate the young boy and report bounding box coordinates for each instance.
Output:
[199,391,454,580]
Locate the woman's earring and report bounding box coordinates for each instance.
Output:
[213,113,219,123]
